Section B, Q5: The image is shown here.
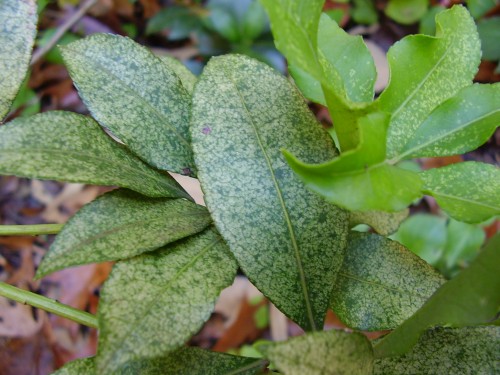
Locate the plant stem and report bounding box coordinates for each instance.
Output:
[0,224,64,236]
[0,282,98,328]
[30,0,98,66]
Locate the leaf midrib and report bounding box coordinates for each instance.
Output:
[100,236,222,372]
[65,46,192,150]
[227,75,316,330]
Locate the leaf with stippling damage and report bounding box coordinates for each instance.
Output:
[377,5,481,158]
[120,347,267,375]
[374,327,500,374]
[421,162,500,223]
[0,0,37,120]
[61,34,195,175]
[349,209,409,235]
[51,357,95,375]
[260,329,373,375]
[36,190,210,278]
[191,55,348,331]
[0,112,187,198]
[96,228,237,373]
[159,56,197,95]
[397,84,500,160]
[331,233,445,331]
[374,234,500,358]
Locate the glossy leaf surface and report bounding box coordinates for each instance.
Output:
[378,5,481,158]
[261,329,373,375]
[374,234,500,358]
[374,327,500,374]
[397,84,500,160]
[62,34,195,175]
[0,0,37,120]
[97,228,237,373]
[0,112,187,198]
[421,162,500,223]
[331,233,445,330]
[191,55,348,331]
[36,190,210,278]
[349,209,409,236]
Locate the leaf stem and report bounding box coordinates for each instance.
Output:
[0,224,64,236]
[0,282,98,328]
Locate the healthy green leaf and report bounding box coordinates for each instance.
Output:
[120,347,267,375]
[288,64,326,106]
[0,112,187,198]
[36,190,211,278]
[385,0,429,25]
[374,326,500,374]
[284,112,423,211]
[51,357,95,375]
[391,214,447,265]
[421,162,500,223]
[61,34,195,175]
[96,228,238,373]
[331,233,445,331]
[351,0,378,25]
[191,55,348,331]
[260,329,373,375]
[159,56,197,94]
[396,84,500,160]
[349,209,409,236]
[373,233,500,358]
[0,0,37,120]
[241,0,268,41]
[377,5,481,159]
[418,6,445,35]
[477,17,500,61]
[466,0,498,18]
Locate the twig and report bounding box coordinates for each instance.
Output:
[30,0,98,66]
[0,224,64,236]
[0,282,98,328]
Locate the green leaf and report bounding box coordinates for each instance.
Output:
[377,5,481,159]
[392,214,447,265]
[260,329,373,375]
[120,347,267,375]
[374,326,500,374]
[159,56,197,95]
[349,209,409,236]
[61,34,195,175]
[373,233,500,358]
[289,64,326,106]
[96,228,238,373]
[421,162,500,223]
[0,112,187,199]
[36,190,211,278]
[146,6,200,40]
[396,84,500,160]
[241,0,268,41]
[191,55,348,331]
[418,6,445,35]
[477,17,500,61]
[205,6,241,42]
[351,0,378,25]
[385,0,429,25]
[331,233,445,331]
[466,0,498,18]
[284,112,423,211]
[0,0,37,120]
[51,357,95,375]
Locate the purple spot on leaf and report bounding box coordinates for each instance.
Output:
[202,126,211,135]
[181,168,192,176]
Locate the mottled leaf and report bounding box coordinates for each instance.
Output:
[377,5,481,158]
[421,162,500,223]
[191,55,348,331]
[96,228,238,373]
[260,329,373,375]
[61,34,195,175]
[0,112,187,198]
[284,112,423,211]
[397,84,500,160]
[0,0,37,120]
[374,234,500,358]
[331,233,445,331]
[374,327,500,374]
[120,347,267,375]
[51,357,95,375]
[385,0,429,25]
[36,190,210,278]
[349,209,409,236]
[159,55,197,94]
